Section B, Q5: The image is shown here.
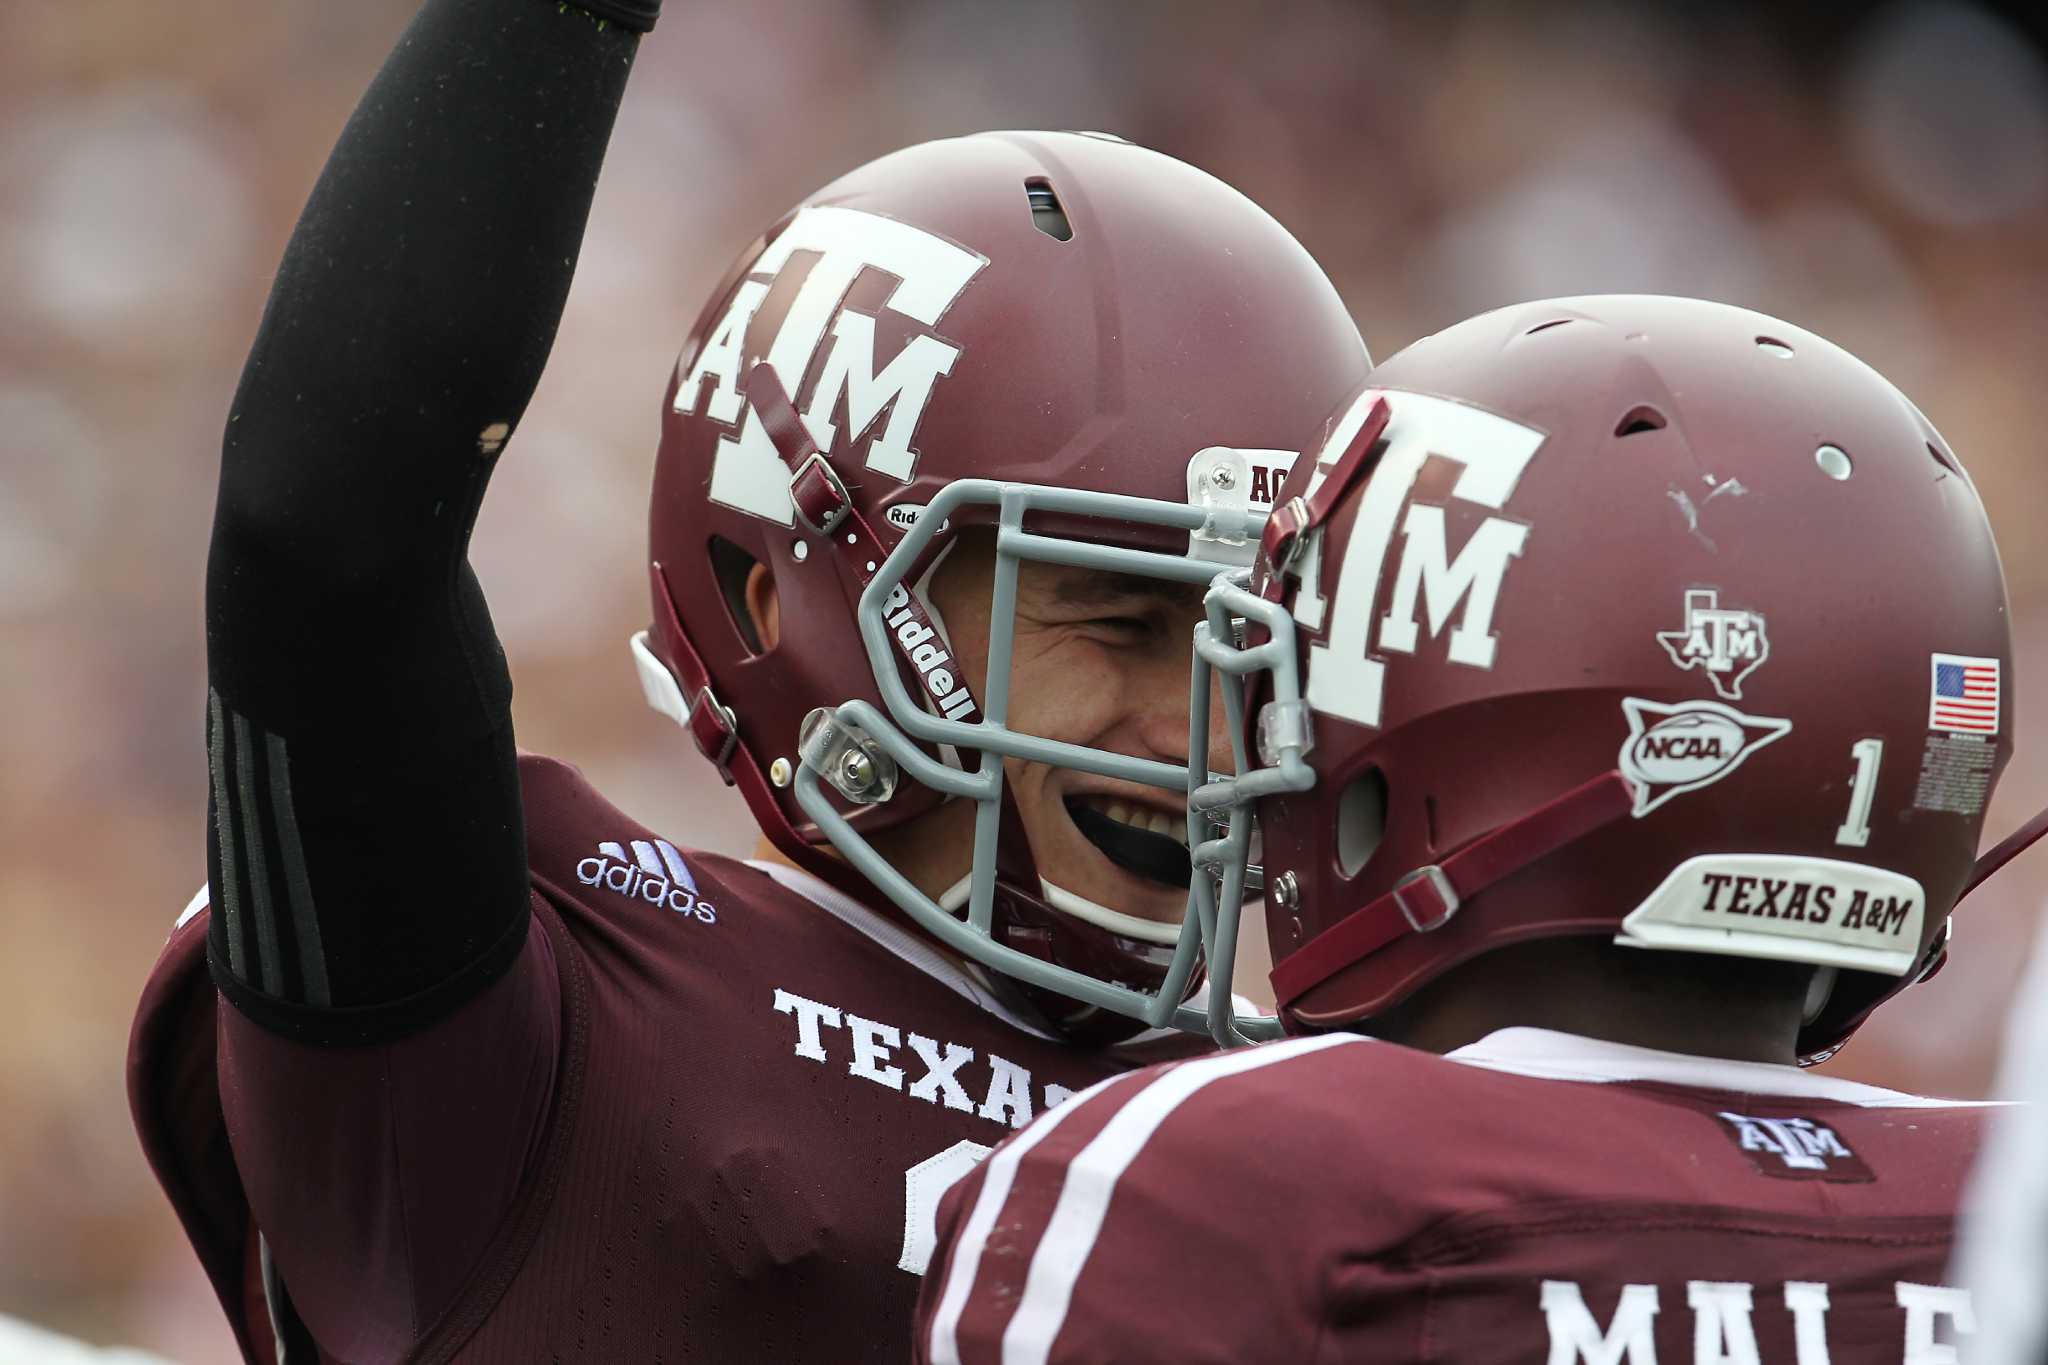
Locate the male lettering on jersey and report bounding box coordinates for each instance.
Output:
[123,1,1370,1359]
[916,297,2039,1362]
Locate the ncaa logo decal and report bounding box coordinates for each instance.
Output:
[1619,697,1792,816]
[1656,588,1769,700]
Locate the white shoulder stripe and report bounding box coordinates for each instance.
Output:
[998,1034,1367,1365]
[925,1073,1126,1365]
[1445,1028,2007,1108]
[175,882,209,932]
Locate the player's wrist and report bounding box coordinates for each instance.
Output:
[562,0,660,33]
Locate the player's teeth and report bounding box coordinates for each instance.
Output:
[1147,811,1172,837]
[1171,817,1188,844]
[1105,800,1132,826]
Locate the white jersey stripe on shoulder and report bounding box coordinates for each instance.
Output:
[926,1074,1127,1365]
[999,1034,1367,1365]
[1447,1027,2006,1108]
[175,883,210,932]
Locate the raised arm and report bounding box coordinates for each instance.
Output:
[206,0,651,1040]
[201,1,658,1350]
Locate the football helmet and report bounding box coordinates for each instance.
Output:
[636,132,1368,1037]
[1190,295,2036,1060]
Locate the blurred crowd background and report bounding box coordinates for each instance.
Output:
[3,0,2047,1355]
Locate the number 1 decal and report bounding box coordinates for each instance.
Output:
[1835,737,1884,848]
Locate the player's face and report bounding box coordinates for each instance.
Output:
[927,537,1230,926]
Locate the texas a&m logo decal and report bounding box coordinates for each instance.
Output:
[1296,389,1544,729]
[1714,1110,1873,1181]
[1656,588,1770,700]
[674,206,987,526]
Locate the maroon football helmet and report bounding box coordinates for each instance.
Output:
[1192,295,2030,1060]
[634,132,1368,1034]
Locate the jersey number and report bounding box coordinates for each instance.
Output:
[899,1139,993,1275]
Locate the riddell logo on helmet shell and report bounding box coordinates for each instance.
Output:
[1619,697,1792,816]
[577,839,717,923]
[884,502,949,533]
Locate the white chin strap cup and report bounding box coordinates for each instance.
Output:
[937,873,1184,947]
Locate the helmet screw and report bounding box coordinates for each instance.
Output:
[1271,870,1299,911]
[839,748,876,794]
[769,757,793,788]
[1210,465,1238,491]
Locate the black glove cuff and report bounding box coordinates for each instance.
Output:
[567,0,659,32]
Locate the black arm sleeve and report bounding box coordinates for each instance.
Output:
[204,0,642,1043]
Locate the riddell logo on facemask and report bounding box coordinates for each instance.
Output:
[576,839,717,923]
[880,583,977,722]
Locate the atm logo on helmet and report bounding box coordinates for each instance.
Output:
[674,205,989,526]
[1619,697,1793,816]
[1299,390,1547,730]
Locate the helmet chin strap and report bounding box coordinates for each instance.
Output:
[938,875,1183,947]
[1268,782,2048,1028]
[1961,802,2048,900]
[1270,769,1637,1013]
[980,786,1191,1044]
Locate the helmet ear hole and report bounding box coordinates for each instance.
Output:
[1335,768,1389,878]
[708,536,768,655]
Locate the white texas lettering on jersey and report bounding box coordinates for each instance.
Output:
[770,987,1081,1278]
[1300,388,1545,729]
[770,987,1076,1128]
[1541,1279,1976,1364]
[675,205,987,524]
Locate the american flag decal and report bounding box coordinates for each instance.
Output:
[1929,653,2000,734]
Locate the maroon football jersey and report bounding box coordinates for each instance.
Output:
[917,1029,1994,1364]
[130,754,1203,1363]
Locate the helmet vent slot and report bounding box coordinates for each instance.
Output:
[1524,318,1574,336]
[1927,441,1961,475]
[1025,178,1073,241]
[1614,405,1667,437]
[1756,336,1795,358]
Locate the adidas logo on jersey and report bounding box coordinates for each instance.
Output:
[577,839,718,923]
